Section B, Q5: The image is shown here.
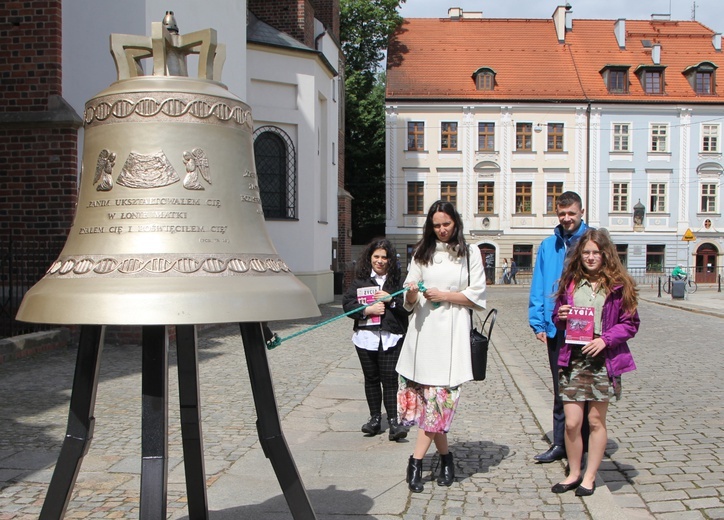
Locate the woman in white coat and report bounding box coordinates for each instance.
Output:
[397,201,486,493]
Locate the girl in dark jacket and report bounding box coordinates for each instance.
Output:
[343,238,409,441]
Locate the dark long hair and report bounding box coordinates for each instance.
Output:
[413,200,467,266]
[354,237,402,287]
[556,228,638,313]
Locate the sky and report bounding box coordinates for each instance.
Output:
[398,0,723,33]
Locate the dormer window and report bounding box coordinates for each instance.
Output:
[600,65,630,94]
[683,62,717,95]
[635,65,666,94]
[473,67,496,91]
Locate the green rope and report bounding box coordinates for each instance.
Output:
[267,283,422,350]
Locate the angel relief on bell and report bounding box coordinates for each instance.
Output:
[93,149,116,191]
[182,148,211,190]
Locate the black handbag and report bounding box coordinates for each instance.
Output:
[466,249,497,381]
[470,308,497,381]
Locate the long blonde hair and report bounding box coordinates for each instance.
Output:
[556,228,638,313]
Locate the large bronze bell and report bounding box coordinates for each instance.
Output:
[16,15,319,325]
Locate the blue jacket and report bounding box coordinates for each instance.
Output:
[528,221,589,338]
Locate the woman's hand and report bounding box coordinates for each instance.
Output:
[556,304,572,321]
[404,282,419,305]
[422,287,446,304]
[375,290,391,302]
[582,337,606,357]
[364,301,386,316]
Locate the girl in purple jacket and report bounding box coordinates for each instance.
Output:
[550,228,640,497]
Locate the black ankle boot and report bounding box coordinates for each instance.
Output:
[437,452,454,486]
[361,414,381,435]
[406,456,424,493]
[388,418,408,441]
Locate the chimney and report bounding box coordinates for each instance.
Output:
[449,7,462,20]
[714,33,722,51]
[652,43,661,64]
[614,18,626,49]
[552,5,567,43]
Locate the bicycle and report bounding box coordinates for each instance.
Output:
[662,275,698,294]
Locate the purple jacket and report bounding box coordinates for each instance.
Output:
[553,282,639,377]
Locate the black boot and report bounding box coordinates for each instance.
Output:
[388,418,408,441]
[406,456,424,493]
[437,452,454,486]
[361,414,381,435]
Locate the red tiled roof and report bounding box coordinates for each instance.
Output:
[386,17,723,103]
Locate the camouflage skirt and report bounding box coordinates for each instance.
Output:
[559,344,622,402]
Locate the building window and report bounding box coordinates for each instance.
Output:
[407,181,424,214]
[441,122,458,151]
[547,123,564,152]
[696,71,714,94]
[646,244,665,273]
[253,126,297,219]
[650,124,668,152]
[612,123,631,152]
[513,244,533,270]
[477,181,494,213]
[606,69,629,93]
[702,124,720,153]
[516,123,532,151]
[612,182,629,212]
[649,183,666,213]
[407,122,424,151]
[478,122,495,151]
[440,181,457,206]
[515,182,532,214]
[476,72,495,90]
[701,183,718,213]
[642,69,664,94]
[616,244,628,267]
[546,182,564,213]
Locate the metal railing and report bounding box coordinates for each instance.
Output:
[0,237,62,339]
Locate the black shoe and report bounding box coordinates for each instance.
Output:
[534,445,566,463]
[388,418,408,441]
[361,415,381,435]
[436,452,455,486]
[575,483,596,496]
[551,476,582,494]
[406,456,424,493]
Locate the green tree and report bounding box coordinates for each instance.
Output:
[341,0,404,243]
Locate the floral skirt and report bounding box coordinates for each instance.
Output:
[397,376,461,433]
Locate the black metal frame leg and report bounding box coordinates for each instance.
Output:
[40,325,105,520]
[139,325,168,519]
[238,322,316,520]
[175,325,209,520]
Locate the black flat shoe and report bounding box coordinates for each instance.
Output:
[551,477,583,494]
[361,415,381,435]
[575,483,596,496]
[535,445,566,463]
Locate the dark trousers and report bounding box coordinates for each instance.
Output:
[548,335,589,451]
[355,337,403,420]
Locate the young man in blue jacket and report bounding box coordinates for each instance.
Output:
[528,191,588,463]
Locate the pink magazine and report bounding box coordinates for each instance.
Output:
[565,306,595,344]
[357,286,381,326]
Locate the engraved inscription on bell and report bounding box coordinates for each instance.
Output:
[117,151,180,189]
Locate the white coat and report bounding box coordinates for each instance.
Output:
[396,242,487,387]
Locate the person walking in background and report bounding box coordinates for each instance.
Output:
[501,258,509,284]
[528,191,589,463]
[551,228,639,496]
[396,201,487,493]
[509,258,518,285]
[343,238,410,441]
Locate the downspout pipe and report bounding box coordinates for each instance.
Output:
[585,102,591,213]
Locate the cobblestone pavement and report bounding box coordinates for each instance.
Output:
[0,286,722,519]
